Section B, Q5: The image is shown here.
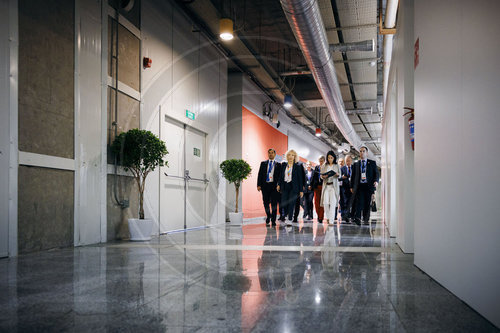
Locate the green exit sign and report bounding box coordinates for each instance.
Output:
[185,110,195,120]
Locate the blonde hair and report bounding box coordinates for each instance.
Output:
[285,149,299,163]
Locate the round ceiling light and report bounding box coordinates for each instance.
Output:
[220,18,234,41]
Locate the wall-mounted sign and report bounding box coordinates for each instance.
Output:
[193,148,201,157]
[186,110,195,120]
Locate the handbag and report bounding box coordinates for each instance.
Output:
[371,199,377,212]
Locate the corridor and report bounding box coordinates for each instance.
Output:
[1,217,496,332]
[1,0,500,330]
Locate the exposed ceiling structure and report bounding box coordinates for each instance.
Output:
[177,0,384,156]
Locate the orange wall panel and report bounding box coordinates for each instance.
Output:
[242,107,287,218]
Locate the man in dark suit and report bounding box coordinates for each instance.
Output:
[257,148,282,226]
[340,155,353,222]
[350,146,379,225]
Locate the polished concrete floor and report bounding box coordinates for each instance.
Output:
[0,215,498,332]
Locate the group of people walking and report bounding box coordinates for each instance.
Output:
[257,146,379,227]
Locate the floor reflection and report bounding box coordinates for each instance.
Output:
[0,220,497,332]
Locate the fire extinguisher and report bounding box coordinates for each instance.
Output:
[403,107,415,150]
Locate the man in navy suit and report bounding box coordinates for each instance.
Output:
[350,146,379,225]
[340,155,353,222]
[257,148,282,226]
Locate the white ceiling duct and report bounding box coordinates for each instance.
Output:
[280,0,364,152]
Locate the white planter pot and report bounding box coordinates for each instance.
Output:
[228,225,243,240]
[229,212,244,225]
[128,218,153,241]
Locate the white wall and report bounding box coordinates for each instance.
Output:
[414,0,500,327]
[382,75,398,238]
[382,0,415,249]
[393,0,415,253]
[141,0,227,230]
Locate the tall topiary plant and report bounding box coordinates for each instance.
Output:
[220,159,252,213]
[112,129,168,219]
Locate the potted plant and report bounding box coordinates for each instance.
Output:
[112,128,168,241]
[220,159,252,225]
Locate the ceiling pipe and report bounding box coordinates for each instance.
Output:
[382,0,399,106]
[330,40,375,52]
[280,0,364,151]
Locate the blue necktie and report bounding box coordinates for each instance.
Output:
[266,161,273,182]
[361,161,367,183]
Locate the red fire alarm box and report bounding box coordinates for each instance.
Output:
[143,57,152,68]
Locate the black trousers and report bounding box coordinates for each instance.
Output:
[293,196,301,220]
[354,183,372,222]
[281,183,299,220]
[261,183,279,222]
[302,191,314,219]
[341,186,352,218]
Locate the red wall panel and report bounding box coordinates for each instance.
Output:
[242,107,287,218]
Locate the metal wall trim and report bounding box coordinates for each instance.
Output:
[100,0,109,243]
[73,0,81,247]
[19,151,75,171]
[107,5,141,39]
[107,75,141,100]
[8,0,19,257]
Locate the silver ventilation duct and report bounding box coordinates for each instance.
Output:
[280,0,364,151]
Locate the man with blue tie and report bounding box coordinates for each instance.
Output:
[340,155,353,222]
[350,146,379,225]
[257,148,282,226]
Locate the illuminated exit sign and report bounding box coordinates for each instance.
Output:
[185,110,195,120]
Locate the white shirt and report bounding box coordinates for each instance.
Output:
[284,164,293,183]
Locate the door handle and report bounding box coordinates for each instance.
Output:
[184,170,209,184]
[164,172,187,180]
[188,177,209,184]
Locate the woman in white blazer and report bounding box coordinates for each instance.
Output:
[320,150,340,224]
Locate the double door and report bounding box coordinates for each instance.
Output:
[160,116,208,233]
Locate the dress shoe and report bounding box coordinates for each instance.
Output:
[353,218,361,226]
[266,217,271,224]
